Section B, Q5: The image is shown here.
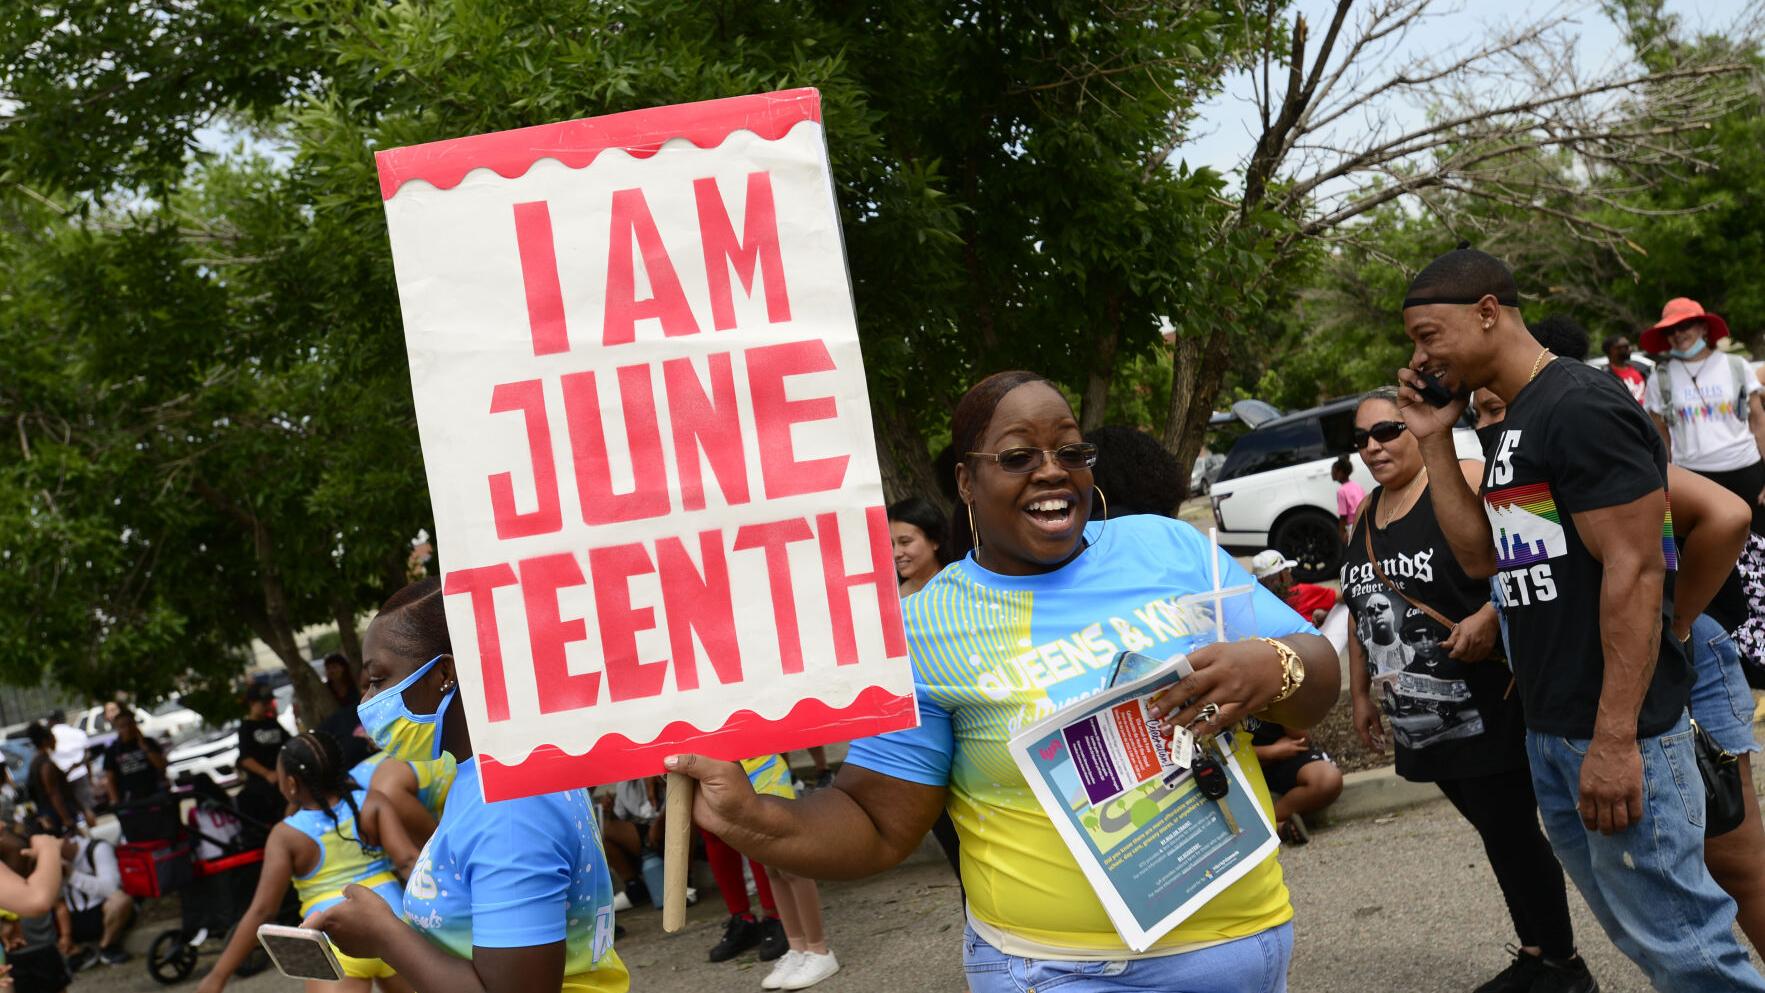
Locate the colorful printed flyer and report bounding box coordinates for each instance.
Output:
[1007,653,1279,951]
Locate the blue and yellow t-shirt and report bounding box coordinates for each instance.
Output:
[285,791,403,917]
[402,758,627,992]
[351,752,457,819]
[845,515,1312,955]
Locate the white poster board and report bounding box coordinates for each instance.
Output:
[376,89,917,801]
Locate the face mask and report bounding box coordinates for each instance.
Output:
[1475,424,1505,452]
[357,654,456,761]
[1670,338,1708,360]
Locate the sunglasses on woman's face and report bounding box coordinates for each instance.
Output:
[1353,421,1407,450]
[967,442,1099,474]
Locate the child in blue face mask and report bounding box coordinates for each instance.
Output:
[306,579,629,993]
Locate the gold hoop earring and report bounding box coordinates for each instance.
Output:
[1093,485,1109,521]
[966,502,981,550]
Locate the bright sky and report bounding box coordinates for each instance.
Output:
[1176,0,1750,181]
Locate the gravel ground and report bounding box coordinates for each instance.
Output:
[77,792,1763,993]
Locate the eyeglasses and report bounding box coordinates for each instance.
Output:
[967,442,1099,474]
[1352,421,1407,449]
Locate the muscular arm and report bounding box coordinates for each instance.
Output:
[1420,435,1495,577]
[665,759,947,881]
[1664,463,1749,638]
[1576,488,1670,743]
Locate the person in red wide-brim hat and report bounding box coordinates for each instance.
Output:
[1639,294,1765,534]
[1639,297,1730,355]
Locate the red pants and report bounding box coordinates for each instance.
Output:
[701,828,777,918]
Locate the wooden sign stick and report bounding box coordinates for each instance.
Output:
[662,771,694,933]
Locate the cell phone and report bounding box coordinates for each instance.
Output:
[1416,370,1456,408]
[257,924,345,982]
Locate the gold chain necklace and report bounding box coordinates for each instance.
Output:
[1528,348,1554,383]
[1376,466,1429,529]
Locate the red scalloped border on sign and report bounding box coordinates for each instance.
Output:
[476,683,916,801]
[374,88,822,201]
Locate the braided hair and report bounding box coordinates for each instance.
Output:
[279,731,378,856]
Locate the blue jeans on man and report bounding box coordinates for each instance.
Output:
[1526,712,1765,992]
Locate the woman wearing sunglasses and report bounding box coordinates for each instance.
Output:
[667,370,1339,992]
[1343,388,1595,993]
[306,579,628,993]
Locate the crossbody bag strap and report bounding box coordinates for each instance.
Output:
[1362,492,1460,630]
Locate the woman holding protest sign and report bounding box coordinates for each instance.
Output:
[306,579,628,993]
[667,371,1339,992]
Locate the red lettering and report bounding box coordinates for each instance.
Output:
[603,187,699,345]
[656,531,742,691]
[747,340,850,499]
[589,543,667,702]
[662,353,750,512]
[733,518,815,674]
[560,365,672,524]
[817,507,908,665]
[442,564,519,722]
[486,380,563,539]
[519,553,599,713]
[694,172,791,331]
[511,201,570,355]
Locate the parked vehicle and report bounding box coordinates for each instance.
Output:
[74,697,203,746]
[1209,394,1482,581]
[166,724,241,789]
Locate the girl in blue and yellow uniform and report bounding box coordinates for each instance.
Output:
[197,732,414,993]
[740,756,840,991]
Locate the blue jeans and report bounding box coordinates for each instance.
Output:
[962,921,1292,993]
[1527,714,1765,992]
[1689,614,1762,756]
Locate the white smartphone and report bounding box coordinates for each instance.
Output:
[257,924,346,981]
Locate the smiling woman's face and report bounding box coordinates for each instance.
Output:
[956,382,1094,576]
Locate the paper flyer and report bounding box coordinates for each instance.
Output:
[1007,653,1279,951]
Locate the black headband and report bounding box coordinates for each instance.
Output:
[1401,293,1519,310]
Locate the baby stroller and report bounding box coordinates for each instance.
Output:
[115,780,300,984]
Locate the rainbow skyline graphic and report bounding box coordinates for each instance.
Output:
[1484,482,1567,569]
[1486,483,1679,572]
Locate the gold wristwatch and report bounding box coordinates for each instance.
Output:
[1255,637,1305,704]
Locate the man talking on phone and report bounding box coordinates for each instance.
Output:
[1393,246,1764,993]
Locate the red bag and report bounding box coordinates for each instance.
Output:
[117,840,192,898]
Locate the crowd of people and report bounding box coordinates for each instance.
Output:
[0,248,1761,993]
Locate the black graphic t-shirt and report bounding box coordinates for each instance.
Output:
[1342,487,1527,781]
[102,737,165,802]
[1480,358,1691,738]
[237,718,289,782]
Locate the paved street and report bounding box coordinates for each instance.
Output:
[73,790,1764,993]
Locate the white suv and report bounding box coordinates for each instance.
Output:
[1209,396,1482,581]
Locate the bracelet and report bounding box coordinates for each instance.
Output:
[1255,636,1305,705]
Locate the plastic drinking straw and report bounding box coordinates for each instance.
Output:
[1209,527,1226,643]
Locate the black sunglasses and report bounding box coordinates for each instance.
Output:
[967,442,1099,474]
[1352,421,1407,449]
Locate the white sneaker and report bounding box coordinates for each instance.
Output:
[761,950,803,990]
[781,950,839,990]
[612,891,633,912]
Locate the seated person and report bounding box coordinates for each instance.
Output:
[55,834,132,970]
[1251,549,1337,625]
[1248,718,1343,845]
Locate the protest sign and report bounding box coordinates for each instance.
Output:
[375,88,917,802]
